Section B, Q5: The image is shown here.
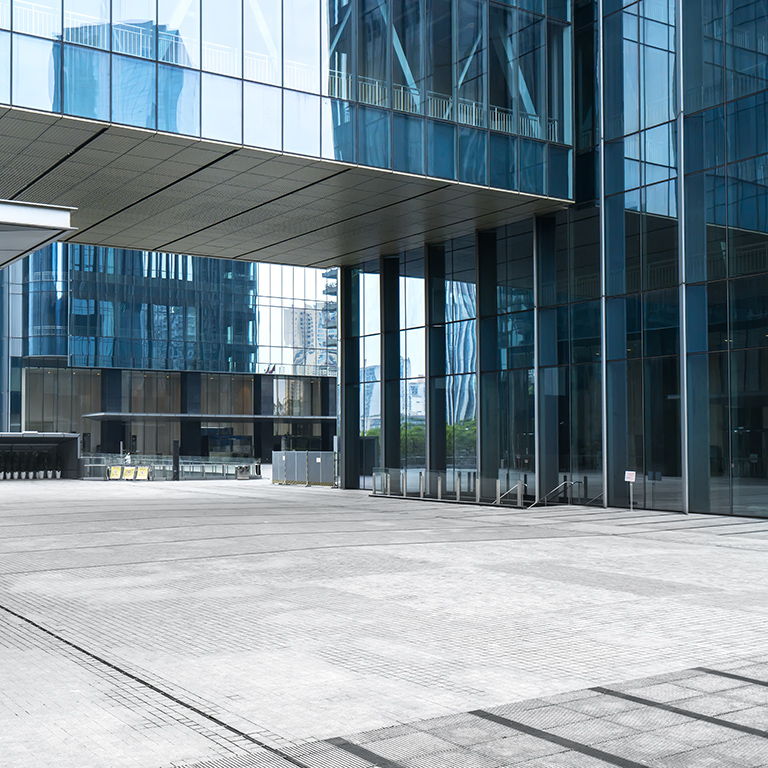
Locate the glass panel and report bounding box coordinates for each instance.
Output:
[158,64,200,136]
[458,126,487,185]
[731,348,768,517]
[516,11,545,139]
[392,0,423,114]
[284,0,321,93]
[245,81,282,150]
[245,0,282,85]
[358,105,390,168]
[202,0,241,77]
[0,0,8,29]
[446,374,477,469]
[201,73,242,143]
[323,0,354,98]
[321,97,355,161]
[13,0,60,38]
[63,44,109,120]
[158,0,201,69]
[519,138,546,195]
[12,34,60,112]
[683,0,723,112]
[548,144,572,198]
[456,0,485,127]
[358,0,389,107]
[0,31,9,103]
[427,119,455,179]
[643,288,679,357]
[489,4,515,134]
[571,362,602,504]
[113,0,156,59]
[393,112,423,174]
[63,0,109,49]
[425,0,453,119]
[284,90,320,155]
[547,19,571,144]
[112,54,156,128]
[725,0,768,102]
[489,132,517,190]
[731,275,768,349]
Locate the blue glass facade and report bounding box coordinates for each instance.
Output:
[0,0,573,196]
[337,0,768,518]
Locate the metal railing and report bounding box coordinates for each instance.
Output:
[527,480,583,509]
[358,77,388,107]
[83,453,258,481]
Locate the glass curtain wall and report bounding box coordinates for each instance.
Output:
[684,0,768,517]
[2,0,573,195]
[602,0,681,511]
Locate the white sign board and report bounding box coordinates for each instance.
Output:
[624,470,636,483]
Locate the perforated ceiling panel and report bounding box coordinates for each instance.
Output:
[0,107,568,267]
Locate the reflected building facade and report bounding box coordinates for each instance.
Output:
[0,244,337,457]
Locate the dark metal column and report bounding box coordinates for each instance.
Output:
[339,266,360,489]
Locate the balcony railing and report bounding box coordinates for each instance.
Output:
[202,41,240,77]
[358,76,388,107]
[245,52,281,85]
[457,98,484,128]
[519,112,542,139]
[327,70,353,100]
[13,0,59,38]
[427,91,452,120]
[393,84,420,114]
[63,11,110,48]
[489,105,514,134]
[113,22,155,58]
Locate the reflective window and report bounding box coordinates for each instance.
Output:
[0,31,9,103]
[321,97,356,162]
[516,11,545,139]
[393,113,424,174]
[548,19,572,144]
[113,0,155,59]
[358,106,391,168]
[519,138,546,194]
[489,4,515,134]
[0,0,7,29]
[458,126,487,185]
[426,0,453,120]
[731,275,768,349]
[112,54,156,129]
[323,0,354,99]
[158,0,201,69]
[63,44,109,120]
[392,0,423,114]
[358,0,390,107]
[158,65,200,136]
[245,0,282,86]
[284,90,320,155]
[245,81,282,150]
[63,0,109,49]
[284,0,321,93]
[427,120,455,179]
[12,34,60,112]
[548,145,572,199]
[456,0,486,127]
[202,0,242,77]
[12,0,60,39]
[202,73,242,143]
[490,132,517,190]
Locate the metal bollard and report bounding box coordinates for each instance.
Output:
[386,473,391,496]
[419,472,424,499]
[475,472,480,503]
[457,471,461,502]
[517,481,523,507]
[496,478,501,505]
[402,470,406,497]
[438,475,442,500]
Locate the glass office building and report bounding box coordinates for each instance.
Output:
[0,0,766,515]
[0,244,337,457]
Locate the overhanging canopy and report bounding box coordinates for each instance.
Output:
[0,199,76,269]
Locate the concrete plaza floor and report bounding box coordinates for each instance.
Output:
[1,479,768,767]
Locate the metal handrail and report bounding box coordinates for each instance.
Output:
[585,490,604,506]
[528,480,582,509]
[497,480,522,504]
